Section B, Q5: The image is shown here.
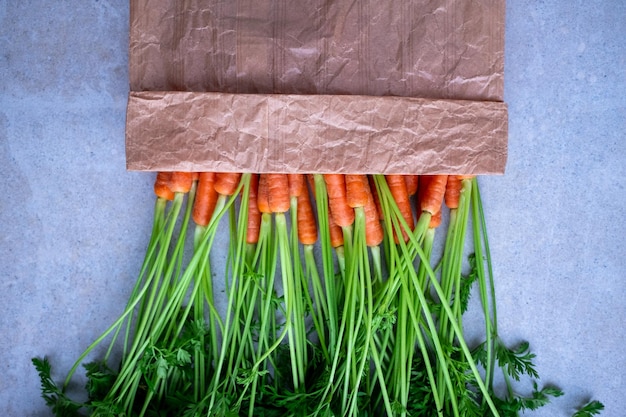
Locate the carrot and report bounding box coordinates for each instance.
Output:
[405,175,419,197]
[364,187,384,247]
[345,174,383,246]
[192,172,219,227]
[368,176,384,220]
[429,210,442,229]
[267,174,290,213]
[419,175,448,215]
[288,174,306,198]
[190,172,200,182]
[327,208,344,248]
[444,175,462,209]
[363,182,384,281]
[214,172,242,196]
[154,172,174,201]
[386,174,414,242]
[246,174,262,244]
[257,174,271,214]
[297,190,318,245]
[168,171,193,194]
[444,175,474,210]
[324,174,355,227]
[345,174,369,208]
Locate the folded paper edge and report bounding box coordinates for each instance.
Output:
[125,91,508,175]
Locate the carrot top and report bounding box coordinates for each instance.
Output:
[154,172,175,201]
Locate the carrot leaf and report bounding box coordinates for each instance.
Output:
[573,400,605,417]
[459,253,480,314]
[495,340,539,381]
[82,360,117,402]
[31,357,83,417]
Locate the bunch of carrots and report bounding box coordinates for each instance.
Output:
[33,172,603,417]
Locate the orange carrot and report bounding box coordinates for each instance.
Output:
[419,175,448,215]
[386,174,415,242]
[429,210,442,229]
[364,187,384,247]
[257,174,271,214]
[214,172,242,196]
[445,175,476,209]
[190,172,200,182]
[327,208,344,248]
[297,190,318,245]
[192,172,218,227]
[168,171,193,194]
[288,173,306,198]
[154,172,174,201]
[405,175,419,197]
[345,174,369,208]
[324,174,354,227]
[368,176,384,220]
[246,174,262,244]
[444,175,462,209]
[267,174,290,213]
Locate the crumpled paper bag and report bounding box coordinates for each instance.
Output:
[126,0,507,174]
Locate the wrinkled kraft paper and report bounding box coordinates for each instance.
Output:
[126,0,507,174]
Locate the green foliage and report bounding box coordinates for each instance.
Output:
[459,253,480,314]
[371,307,397,334]
[83,360,117,402]
[32,176,603,417]
[32,357,84,417]
[491,382,563,416]
[404,358,436,416]
[495,340,539,381]
[573,400,605,417]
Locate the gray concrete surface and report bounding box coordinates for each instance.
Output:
[1,1,624,416]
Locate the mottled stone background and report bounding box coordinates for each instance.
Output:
[1,1,624,416]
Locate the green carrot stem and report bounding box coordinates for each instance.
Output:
[136,178,240,412]
[276,212,305,390]
[393,233,460,417]
[289,197,310,389]
[368,335,394,416]
[344,207,371,416]
[374,174,460,416]
[402,232,501,417]
[253,212,275,359]
[417,227,436,294]
[162,182,197,340]
[471,178,498,396]
[133,190,190,357]
[62,192,185,390]
[304,244,329,361]
[370,245,383,284]
[128,191,188,361]
[335,245,346,283]
[245,212,276,412]
[108,196,167,363]
[313,174,338,354]
[437,177,472,408]
[192,220,209,401]
[215,175,253,398]
[450,180,472,327]
[383,210,446,416]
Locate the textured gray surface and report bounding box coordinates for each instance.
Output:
[1,1,624,416]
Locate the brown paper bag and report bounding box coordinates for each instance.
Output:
[126,0,507,174]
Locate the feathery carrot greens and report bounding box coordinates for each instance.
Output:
[33,172,603,417]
